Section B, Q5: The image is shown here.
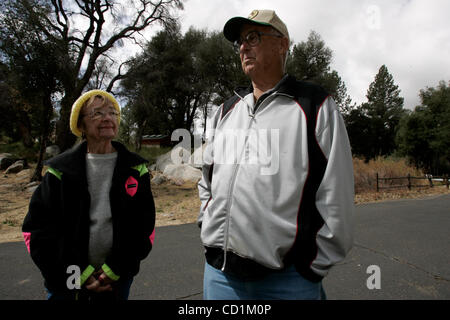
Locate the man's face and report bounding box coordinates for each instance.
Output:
[237,24,287,79]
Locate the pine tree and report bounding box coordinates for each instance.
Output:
[286,31,353,115]
[362,65,405,158]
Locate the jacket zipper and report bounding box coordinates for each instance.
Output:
[221,90,278,271]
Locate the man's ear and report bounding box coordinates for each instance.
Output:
[280,37,289,55]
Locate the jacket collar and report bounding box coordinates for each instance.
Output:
[45,140,147,178]
[234,74,298,99]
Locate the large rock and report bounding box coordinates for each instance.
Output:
[0,153,17,170]
[5,160,24,174]
[25,181,40,193]
[163,164,202,183]
[155,142,191,172]
[17,168,32,177]
[155,151,173,173]
[151,172,167,185]
[189,143,205,169]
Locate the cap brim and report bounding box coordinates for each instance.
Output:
[223,17,271,42]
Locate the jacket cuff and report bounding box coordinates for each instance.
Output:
[80,265,95,286]
[101,263,120,281]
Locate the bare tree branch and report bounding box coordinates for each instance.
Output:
[5,0,184,150]
[106,60,130,92]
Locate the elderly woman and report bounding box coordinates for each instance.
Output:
[22,90,155,300]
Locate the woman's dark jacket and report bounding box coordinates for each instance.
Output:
[22,141,155,292]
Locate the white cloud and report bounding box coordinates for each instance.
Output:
[178,0,450,109]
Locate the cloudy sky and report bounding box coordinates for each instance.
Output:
[174,0,450,110]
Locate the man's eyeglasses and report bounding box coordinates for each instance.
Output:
[82,108,119,121]
[233,30,283,52]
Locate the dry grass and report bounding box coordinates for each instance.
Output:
[353,156,449,203]
[0,169,34,243]
[151,179,201,227]
[355,185,449,204]
[353,157,425,193]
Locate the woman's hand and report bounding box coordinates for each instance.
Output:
[85,271,115,292]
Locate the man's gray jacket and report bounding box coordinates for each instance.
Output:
[198,74,354,283]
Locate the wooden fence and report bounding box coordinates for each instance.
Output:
[376,173,449,192]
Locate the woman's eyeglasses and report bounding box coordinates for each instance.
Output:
[82,108,119,121]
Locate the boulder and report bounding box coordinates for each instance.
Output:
[155,142,191,172]
[27,185,39,193]
[25,181,40,193]
[25,181,40,188]
[5,160,24,174]
[163,164,202,183]
[17,168,32,177]
[0,153,13,158]
[151,173,167,185]
[171,178,185,186]
[189,143,206,169]
[0,153,16,170]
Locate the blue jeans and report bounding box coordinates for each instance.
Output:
[46,278,134,301]
[203,262,326,300]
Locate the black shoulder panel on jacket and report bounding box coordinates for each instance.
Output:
[221,86,252,120]
[282,75,330,283]
[281,75,329,121]
[221,95,240,120]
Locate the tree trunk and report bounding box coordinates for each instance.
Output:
[135,119,147,152]
[30,135,46,182]
[31,94,54,182]
[56,92,79,152]
[17,118,33,148]
[203,105,208,137]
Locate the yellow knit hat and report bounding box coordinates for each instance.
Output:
[70,89,121,137]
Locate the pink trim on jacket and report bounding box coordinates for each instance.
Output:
[23,232,31,253]
[150,230,155,245]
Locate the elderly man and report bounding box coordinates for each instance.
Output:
[197,10,355,300]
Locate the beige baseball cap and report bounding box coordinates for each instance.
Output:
[223,9,289,43]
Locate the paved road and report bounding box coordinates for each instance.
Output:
[1,194,449,300]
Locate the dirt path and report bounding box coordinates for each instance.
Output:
[0,169,34,243]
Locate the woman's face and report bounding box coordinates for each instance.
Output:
[79,96,119,142]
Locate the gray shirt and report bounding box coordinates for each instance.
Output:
[86,152,118,270]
